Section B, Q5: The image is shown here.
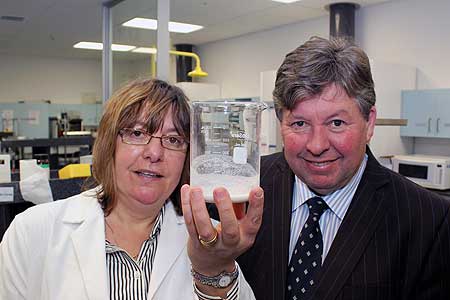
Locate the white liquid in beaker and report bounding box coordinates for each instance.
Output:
[191,173,259,202]
[190,154,259,203]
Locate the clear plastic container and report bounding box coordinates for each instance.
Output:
[190,100,267,202]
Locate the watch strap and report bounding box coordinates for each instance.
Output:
[191,263,239,289]
[193,280,239,300]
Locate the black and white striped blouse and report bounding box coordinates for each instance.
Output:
[105,205,165,300]
[104,204,239,300]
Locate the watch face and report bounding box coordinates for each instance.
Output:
[218,275,232,287]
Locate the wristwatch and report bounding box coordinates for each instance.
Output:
[191,264,239,289]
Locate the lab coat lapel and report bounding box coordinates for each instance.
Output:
[65,193,109,300]
[148,202,187,298]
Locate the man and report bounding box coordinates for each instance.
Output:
[237,37,450,300]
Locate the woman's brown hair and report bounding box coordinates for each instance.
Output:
[88,78,190,215]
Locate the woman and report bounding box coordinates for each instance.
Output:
[0,79,263,300]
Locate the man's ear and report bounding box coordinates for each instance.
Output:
[366,106,377,143]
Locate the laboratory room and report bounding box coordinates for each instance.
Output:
[1,0,450,299]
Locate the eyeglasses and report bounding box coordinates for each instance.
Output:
[119,128,188,151]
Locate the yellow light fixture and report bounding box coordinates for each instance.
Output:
[74,42,208,78]
[169,50,208,78]
[146,49,208,78]
[188,65,208,78]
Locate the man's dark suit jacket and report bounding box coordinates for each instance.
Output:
[237,148,450,300]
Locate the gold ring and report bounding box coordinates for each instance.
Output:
[198,229,218,248]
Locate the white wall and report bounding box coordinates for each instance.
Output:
[0,54,156,104]
[0,54,102,103]
[197,0,450,157]
[357,0,450,156]
[369,61,416,158]
[357,0,450,90]
[197,17,328,99]
[198,0,450,101]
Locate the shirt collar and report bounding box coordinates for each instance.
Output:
[292,154,368,221]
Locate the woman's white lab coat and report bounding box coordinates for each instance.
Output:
[0,189,254,300]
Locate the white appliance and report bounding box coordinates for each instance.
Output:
[0,154,11,183]
[79,155,93,165]
[391,154,450,190]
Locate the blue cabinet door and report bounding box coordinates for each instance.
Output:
[401,89,450,138]
[432,89,450,138]
[401,90,435,137]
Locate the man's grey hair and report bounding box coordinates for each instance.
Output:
[273,36,376,121]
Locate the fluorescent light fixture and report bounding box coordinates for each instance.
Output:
[111,44,136,52]
[169,21,203,33]
[122,17,203,33]
[73,42,135,52]
[73,41,103,50]
[123,18,157,30]
[132,47,157,54]
[271,0,302,3]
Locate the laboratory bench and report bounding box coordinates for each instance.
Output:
[0,174,89,241]
[0,136,94,149]
[1,136,94,169]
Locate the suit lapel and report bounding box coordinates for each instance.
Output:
[148,202,187,298]
[65,193,109,300]
[314,149,391,300]
[261,153,294,300]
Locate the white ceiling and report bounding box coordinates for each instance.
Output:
[0,0,391,60]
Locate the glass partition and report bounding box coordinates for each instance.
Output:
[0,2,104,139]
[112,0,158,92]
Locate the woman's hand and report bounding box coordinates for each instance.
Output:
[181,184,264,276]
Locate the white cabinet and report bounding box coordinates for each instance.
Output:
[175,82,221,101]
[401,89,450,138]
[259,70,281,155]
[369,61,416,158]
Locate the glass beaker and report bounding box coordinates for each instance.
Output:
[190,100,268,202]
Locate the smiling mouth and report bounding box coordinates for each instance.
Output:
[304,158,338,166]
[135,171,163,178]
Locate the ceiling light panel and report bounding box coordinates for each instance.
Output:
[271,0,302,3]
[73,42,135,52]
[73,42,103,50]
[169,21,203,33]
[122,17,203,33]
[111,44,136,52]
[132,47,157,54]
[123,18,157,30]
